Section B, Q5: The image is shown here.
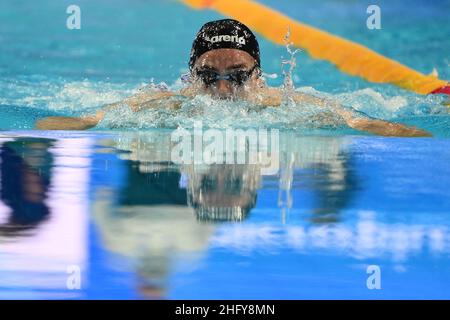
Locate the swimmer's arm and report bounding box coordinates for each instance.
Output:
[35,101,121,130]
[293,93,432,137]
[35,91,178,130]
[35,113,104,130]
[341,113,432,137]
[334,104,432,137]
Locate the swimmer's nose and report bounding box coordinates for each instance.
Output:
[215,79,233,97]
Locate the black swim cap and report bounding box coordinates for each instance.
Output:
[189,19,260,70]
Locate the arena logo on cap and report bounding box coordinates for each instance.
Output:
[204,34,246,45]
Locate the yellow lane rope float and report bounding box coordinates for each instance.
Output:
[181,0,449,95]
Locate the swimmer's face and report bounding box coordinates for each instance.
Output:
[198,169,254,208]
[192,48,260,99]
[188,164,259,208]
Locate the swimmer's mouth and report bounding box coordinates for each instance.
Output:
[207,91,237,100]
[199,84,241,100]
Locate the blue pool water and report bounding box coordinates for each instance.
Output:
[0,0,449,299]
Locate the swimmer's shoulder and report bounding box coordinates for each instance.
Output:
[256,87,330,107]
[123,85,195,111]
[179,86,197,98]
[255,86,282,106]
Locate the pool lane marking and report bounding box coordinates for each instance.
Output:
[181,0,449,96]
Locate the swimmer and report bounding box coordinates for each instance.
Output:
[35,19,431,137]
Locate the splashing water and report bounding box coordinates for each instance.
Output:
[98,28,350,131]
[96,28,448,133]
[281,27,301,101]
[1,43,449,134]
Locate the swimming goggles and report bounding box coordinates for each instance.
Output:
[194,65,258,86]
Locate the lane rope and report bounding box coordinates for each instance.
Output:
[181,0,449,95]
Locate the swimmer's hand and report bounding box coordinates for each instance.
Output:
[335,109,432,137]
[346,117,432,137]
[35,111,104,130]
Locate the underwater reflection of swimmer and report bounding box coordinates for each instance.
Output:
[308,153,358,223]
[0,138,54,237]
[107,132,359,225]
[116,152,260,222]
[184,164,260,222]
[93,189,213,298]
[93,155,261,298]
[278,135,359,223]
